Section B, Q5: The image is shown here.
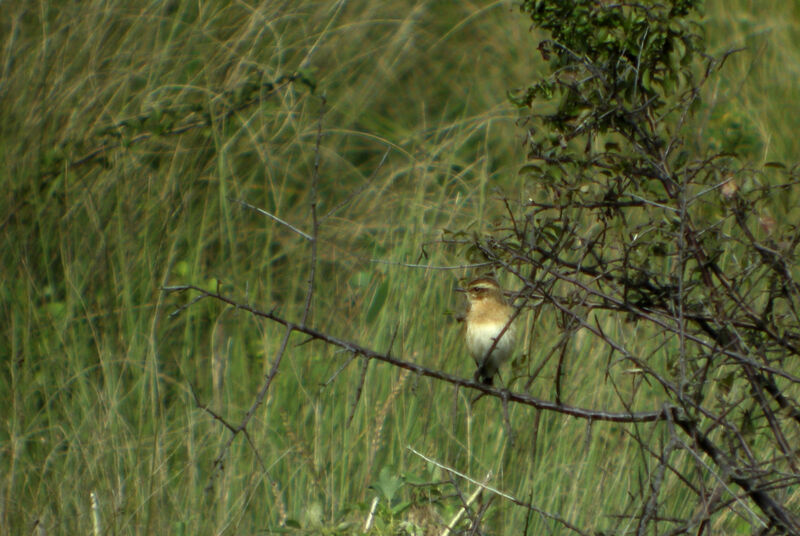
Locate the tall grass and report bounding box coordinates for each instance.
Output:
[1,0,797,533]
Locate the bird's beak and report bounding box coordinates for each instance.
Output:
[455,287,466,293]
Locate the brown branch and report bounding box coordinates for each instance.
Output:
[198,93,326,491]
[474,229,800,531]
[203,324,293,493]
[674,416,800,533]
[487,239,800,384]
[303,96,325,326]
[162,284,670,424]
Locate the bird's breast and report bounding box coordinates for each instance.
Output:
[465,319,516,360]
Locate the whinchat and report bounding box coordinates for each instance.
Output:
[458,277,517,385]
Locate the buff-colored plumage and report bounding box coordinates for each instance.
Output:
[461,277,517,385]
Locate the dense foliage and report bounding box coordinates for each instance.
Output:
[2,1,797,534]
[470,0,800,533]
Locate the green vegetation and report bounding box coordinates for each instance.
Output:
[493,0,799,532]
[2,1,798,534]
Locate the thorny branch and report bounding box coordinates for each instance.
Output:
[192,96,326,496]
[467,190,800,532]
[488,2,800,532]
[163,283,671,424]
[160,3,800,533]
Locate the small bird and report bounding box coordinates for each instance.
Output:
[458,277,517,385]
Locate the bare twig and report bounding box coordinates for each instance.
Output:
[303,96,325,325]
[203,325,293,493]
[410,447,590,536]
[369,259,494,271]
[163,284,671,423]
[229,197,313,241]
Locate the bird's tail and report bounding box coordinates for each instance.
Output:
[474,366,494,386]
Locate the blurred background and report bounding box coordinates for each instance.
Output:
[2,1,798,533]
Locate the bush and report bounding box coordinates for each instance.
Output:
[468,1,800,533]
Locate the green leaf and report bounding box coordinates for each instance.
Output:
[519,163,543,175]
[371,466,405,504]
[390,499,412,515]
